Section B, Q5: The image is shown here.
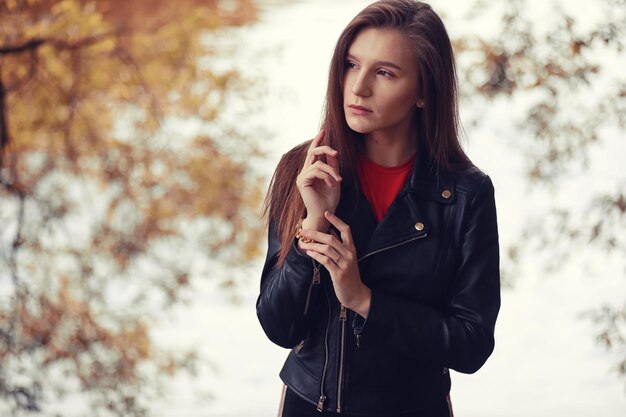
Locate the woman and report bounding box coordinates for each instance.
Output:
[257,1,500,416]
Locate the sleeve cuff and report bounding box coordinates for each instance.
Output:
[352,313,367,334]
[291,237,309,258]
[288,237,320,271]
[351,291,373,335]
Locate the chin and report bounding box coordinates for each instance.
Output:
[348,126,371,134]
[345,118,372,134]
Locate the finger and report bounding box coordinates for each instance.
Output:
[328,229,355,266]
[300,228,343,252]
[300,162,341,185]
[307,146,338,158]
[324,211,354,247]
[308,160,342,182]
[326,150,340,172]
[299,168,337,188]
[299,241,341,263]
[305,145,338,167]
[305,249,339,271]
[309,129,325,150]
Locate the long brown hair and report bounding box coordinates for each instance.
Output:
[264,0,471,265]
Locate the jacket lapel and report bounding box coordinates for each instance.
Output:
[362,191,429,257]
[349,150,456,259]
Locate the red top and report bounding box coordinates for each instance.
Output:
[357,153,415,222]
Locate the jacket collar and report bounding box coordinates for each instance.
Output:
[406,149,456,204]
[338,150,455,260]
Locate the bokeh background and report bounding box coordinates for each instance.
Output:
[1,0,625,416]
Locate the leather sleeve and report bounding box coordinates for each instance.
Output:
[353,175,501,374]
[256,219,321,349]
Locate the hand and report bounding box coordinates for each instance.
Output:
[299,211,371,318]
[296,130,342,231]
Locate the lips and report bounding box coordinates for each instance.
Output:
[347,104,373,116]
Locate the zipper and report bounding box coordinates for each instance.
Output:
[357,233,428,263]
[317,278,332,412]
[334,232,428,411]
[336,305,347,413]
[303,263,321,315]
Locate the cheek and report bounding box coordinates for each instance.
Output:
[342,73,354,98]
[384,88,418,114]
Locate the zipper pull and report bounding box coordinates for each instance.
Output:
[316,395,327,412]
[339,305,347,321]
[355,332,361,348]
[313,265,320,284]
[295,340,305,353]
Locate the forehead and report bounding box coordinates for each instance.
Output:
[347,27,416,67]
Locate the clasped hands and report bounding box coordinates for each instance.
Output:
[299,210,371,319]
[296,130,371,318]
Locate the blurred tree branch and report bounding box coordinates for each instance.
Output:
[457,0,626,385]
[0,0,261,415]
[0,39,46,55]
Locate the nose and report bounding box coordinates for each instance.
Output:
[351,72,371,97]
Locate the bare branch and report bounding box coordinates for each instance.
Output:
[0,32,120,56]
[0,39,45,55]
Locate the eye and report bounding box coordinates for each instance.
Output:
[377,69,393,78]
[345,60,358,70]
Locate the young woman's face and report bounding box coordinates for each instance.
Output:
[343,27,422,138]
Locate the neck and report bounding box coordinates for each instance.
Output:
[364,124,417,167]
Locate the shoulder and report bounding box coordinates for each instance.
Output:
[450,164,495,206]
[409,153,494,205]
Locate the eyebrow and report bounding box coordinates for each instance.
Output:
[346,54,403,71]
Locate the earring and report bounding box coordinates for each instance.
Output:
[417,100,425,108]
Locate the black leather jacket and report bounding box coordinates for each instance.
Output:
[257,151,500,415]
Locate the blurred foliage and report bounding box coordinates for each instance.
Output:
[456,0,625,384]
[0,0,261,415]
